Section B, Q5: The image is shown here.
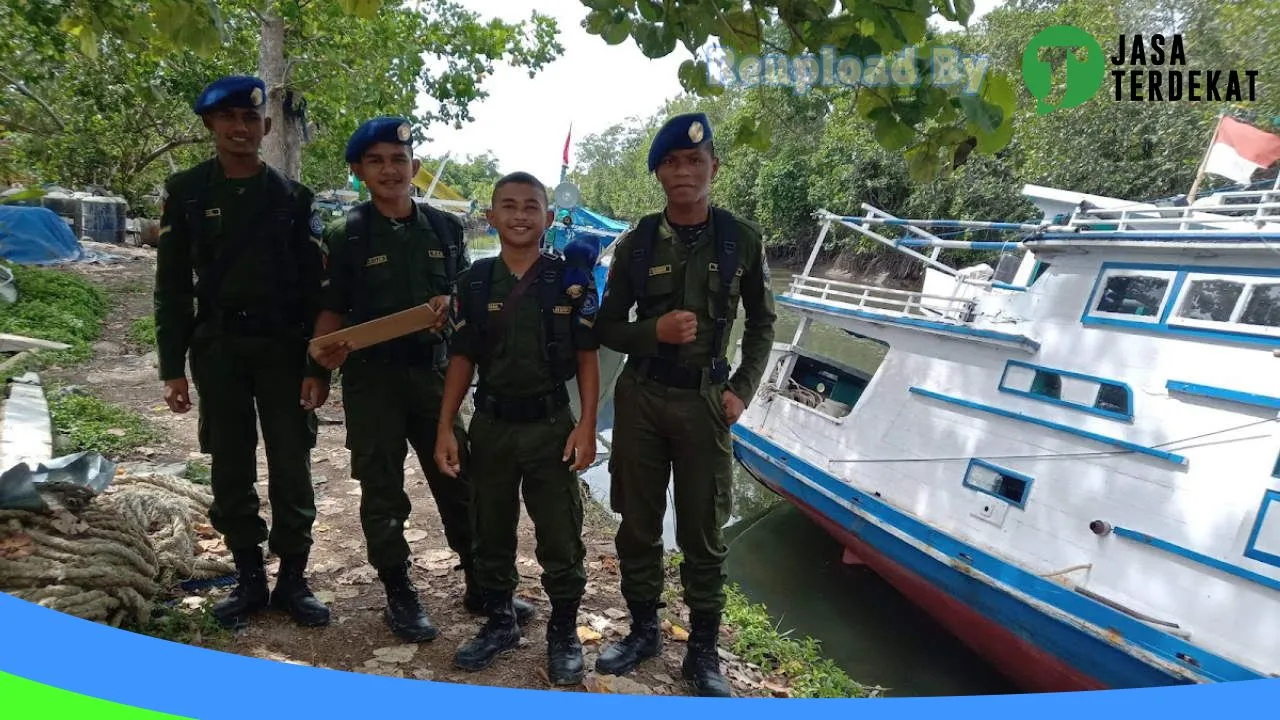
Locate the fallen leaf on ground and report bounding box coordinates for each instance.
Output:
[0,533,34,560]
[371,645,418,664]
[584,614,611,634]
[668,624,689,642]
[196,539,225,555]
[585,674,652,695]
[577,627,603,644]
[314,590,336,604]
[49,512,90,536]
[403,529,428,543]
[193,523,217,539]
[337,565,377,585]
[315,524,331,534]
[652,672,675,685]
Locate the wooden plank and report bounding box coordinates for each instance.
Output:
[0,333,71,353]
[308,302,444,354]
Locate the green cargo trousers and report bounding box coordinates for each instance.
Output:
[608,364,734,613]
[340,358,472,572]
[189,333,318,556]
[467,404,587,601]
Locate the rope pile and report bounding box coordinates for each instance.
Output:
[0,471,235,628]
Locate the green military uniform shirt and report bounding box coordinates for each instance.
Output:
[320,203,470,357]
[595,210,777,405]
[449,254,600,398]
[153,158,327,381]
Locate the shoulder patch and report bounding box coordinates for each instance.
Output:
[309,210,325,237]
[580,289,599,317]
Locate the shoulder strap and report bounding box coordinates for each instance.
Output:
[628,212,663,297]
[708,207,741,381]
[421,203,463,280]
[345,201,374,322]
[464,256,498,354]
[485,254,548,355]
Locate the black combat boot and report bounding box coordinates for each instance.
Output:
[211,546,270,630]
[681,610,732,697]
[455,590,521,671]
[545,598,584,686]
[593,599,662,676]
[378,562,437,642]
[461,563,535,625]
[269,550,331,627]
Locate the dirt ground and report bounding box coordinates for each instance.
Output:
[42,244,776,698]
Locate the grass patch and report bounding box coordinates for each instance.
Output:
[132,602,232,650]
[47,389,162,458]
[182,459,212,485]
[0,261,108,365]
[127,315,157,350]
[666,552,878,699]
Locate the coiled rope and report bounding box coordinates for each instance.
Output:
[0,471,235,628]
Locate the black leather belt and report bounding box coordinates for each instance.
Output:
[474,383,569,423]
[214,307,301,337]
[628,356,704,390]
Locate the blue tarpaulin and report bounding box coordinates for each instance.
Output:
[545,205,629,254]
[0,206,84,265]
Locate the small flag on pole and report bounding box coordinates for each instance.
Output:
[1202,116,1280,184]
[562,123,573,167]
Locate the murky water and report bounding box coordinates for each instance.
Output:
[467,232,1014,697]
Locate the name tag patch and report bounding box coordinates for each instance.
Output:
[204,208,221,218]
[487,302,503,312]
[553,305,572,315]
[649,264,672,276]
[366,254,388,267]
[708,262,744,277]
[428,249,445,259]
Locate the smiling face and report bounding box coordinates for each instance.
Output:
[203,106,270,158]
[350,142,420,204]
[487,179,552,250]
[654,144,718,206]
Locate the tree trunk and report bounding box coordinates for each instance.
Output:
[258,6,302,181]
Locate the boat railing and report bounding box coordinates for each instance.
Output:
[786,274,976,322]
[1066,188,1280,231]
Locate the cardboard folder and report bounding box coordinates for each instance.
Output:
[308,301,444,354]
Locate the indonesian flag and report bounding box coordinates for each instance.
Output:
[562,122,572,166]
[1202,116,1280,184]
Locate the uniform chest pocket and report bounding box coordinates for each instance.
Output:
[706,262,743,319]
[637,266,676,314]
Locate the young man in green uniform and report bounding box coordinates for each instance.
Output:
[153,75,330,630]
[592,113,777,696]
[434,172,600,685]
[308,117,534,642]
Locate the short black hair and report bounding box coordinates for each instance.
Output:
[491,171,547,205]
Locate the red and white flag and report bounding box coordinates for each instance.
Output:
[562,122,573,167]
[1203,116,1280,184]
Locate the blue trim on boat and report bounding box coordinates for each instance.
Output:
[728,424,1264,685]
[999,360,1134,423]
[1080,262,1280,348]
[1036,231,1280,242]
[963,458,1033,509]
[908,386,1186,466]
[1243,490,1280,570]
[1112,526,1280,595]
[992,281,1029,292]
[778,295,1042,351]
[1165,381,1280,412]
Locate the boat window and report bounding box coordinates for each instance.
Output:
[964,461,1031,508]
[1030,261,1051,285]
[1244,490,1280,568]
[1169,273,1280,337]
[1086,268,1176,323]
[999,361,1133,420]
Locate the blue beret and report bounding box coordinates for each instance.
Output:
[647,112,713,172]
[346,116,414,163]
[194,76,266,115]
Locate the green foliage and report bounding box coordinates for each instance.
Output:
[3,1,564,200]
[576,0,1018,180]
[0,262,109,364]
[47,389,162,458]
[127,316,157,350]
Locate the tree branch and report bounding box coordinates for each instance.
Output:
[132,137,205,176]
[0,70,66,132]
